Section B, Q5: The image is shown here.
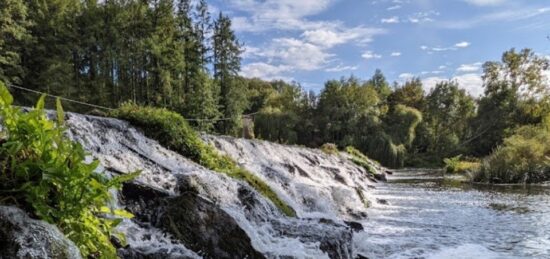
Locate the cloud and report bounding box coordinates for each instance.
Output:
[240,62,292,81]
[302,27,385,48]
[422,74,484,96]
[463,0,506,6]
[381,16,400,24]
[455,41,471,48]
[420,41,473,53]
[262,38,335,71]
[457,62,483,73]
[408,11,439,23]
[391,52,402,57]
[387,5,401,10]
[362,51,382,60]
[229,0,334,32]
[437,7,550,29]
[399,73,415,79]
[325,64,358,72]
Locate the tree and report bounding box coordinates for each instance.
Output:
[366,69,392,101]
[0,0,29,84]
[470,49,549,156]
[213,13,245,135]
[388,78,425,111]
[417,81,475,160]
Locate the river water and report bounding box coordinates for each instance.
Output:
[355,169,550,259]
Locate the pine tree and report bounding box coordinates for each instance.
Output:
[213,13,245,135]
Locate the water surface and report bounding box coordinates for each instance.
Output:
[355,169,550,259]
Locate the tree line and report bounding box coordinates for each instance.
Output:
[1,1,549,168]
[247,49,549,168]
[1,0,245,134]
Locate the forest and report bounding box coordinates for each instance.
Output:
[2,0,550,181]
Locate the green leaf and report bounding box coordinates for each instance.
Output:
[0,82,13,106]
[56,98,65,125]
[35,94,46,110]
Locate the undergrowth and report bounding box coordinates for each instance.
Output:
[476,123,550,183]
[0,82,138,258]
[443,155,480,174]
[345,146,378,177]
[111,103,296,217]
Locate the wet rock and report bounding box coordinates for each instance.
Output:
[273,218,354,259]
[344,221,364,232]
[0,206,82,259]
[376,198,389,205]
[355,254,369,259]
[121,182,265,259]
[373,172,387,182]
[117,248,196,259]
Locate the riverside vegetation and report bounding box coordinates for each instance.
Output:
[0,82,138,258]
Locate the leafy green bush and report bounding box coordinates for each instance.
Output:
[320,143,339,155]
[0,82,137,258]
[111,103,296,217]
[476,124,550,183]
[444,155,480,174]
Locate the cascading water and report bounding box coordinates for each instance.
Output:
[63,112,381,258]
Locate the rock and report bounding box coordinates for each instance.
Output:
[376,198,389,205]
[0,206,82,259]
[121,181,265,259]
[344,221,364,232]
[373,173,387,182]
[273,218,354,259]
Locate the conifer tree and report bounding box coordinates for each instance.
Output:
[213,13,246,135]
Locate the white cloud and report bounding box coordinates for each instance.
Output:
[408,11,439,23]
[381,16,400,24]
[463,0,506,6]
[421,74,484,96]
[457,62,483,72]
[240,62,292,81]
[455,41,471,48]
[302,27,385,48]
[325,64,358,72]
[399,73,415,79]
[437,7,550,29]
[387,5,401,10]
[263,38,335,71]
[453,73,484,97]
[362,51,382,60]
[391,52,402,57]
[420,41,473,53]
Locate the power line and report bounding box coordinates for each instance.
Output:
[6,83,115,111]
[5,83,260,122]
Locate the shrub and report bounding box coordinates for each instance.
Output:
[320,143,339,155]
[111,103,296,217]
[476,125,550,183]
[345,146,378,176]
[444,155,480,174]
[0,82,137,258]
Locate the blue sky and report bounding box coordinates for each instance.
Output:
[209,0,550,96]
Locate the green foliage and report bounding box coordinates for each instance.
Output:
[112,103,296,217]
[0,82,137,258]
[443,155,480,174]
[320,143,339,155]
[345,146,377,176]
[476,124,550,183]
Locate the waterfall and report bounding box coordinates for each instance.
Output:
[63,112,380,258]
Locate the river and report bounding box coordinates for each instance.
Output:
[355,169,550,259]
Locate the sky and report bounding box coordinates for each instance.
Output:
[208,0,550,97]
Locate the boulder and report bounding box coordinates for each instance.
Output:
[0,206,82,259]
[121,182,265,259]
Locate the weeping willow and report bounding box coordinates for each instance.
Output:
[358,105,422,168]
